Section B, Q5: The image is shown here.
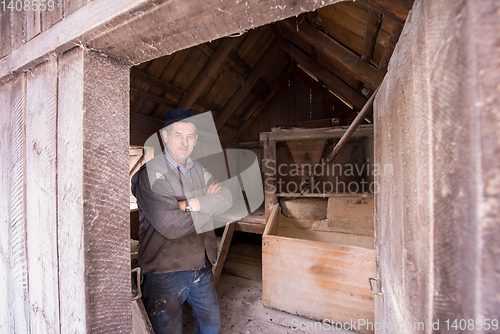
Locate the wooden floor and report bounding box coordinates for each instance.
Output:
[181,241,358,334]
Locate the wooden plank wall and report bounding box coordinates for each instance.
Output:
[374,0,500,331]
[0,0,91,58]
[240,70,357,142]
[0,47,131,333]
[0,73,30,333]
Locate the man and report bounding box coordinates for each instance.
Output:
[131,108,233,334]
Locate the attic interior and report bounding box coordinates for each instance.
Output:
[129,0,412,332]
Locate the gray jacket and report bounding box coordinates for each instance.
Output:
[131,154,232,274]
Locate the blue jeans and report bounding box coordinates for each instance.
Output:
[142,258,220,334]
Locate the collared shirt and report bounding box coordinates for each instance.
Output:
[163,149,194,185]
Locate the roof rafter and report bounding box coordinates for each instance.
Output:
[359,0,413,25]
[215,41,284,131]
[177,37,241,109]
[379,21,403,72]
[361,9,382,62]
[234,65,296,139]
[131,67,222,113]
[281,40,367,110]
[281,19,384,91]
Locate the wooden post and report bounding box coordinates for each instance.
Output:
[81,50,131,333]
[262,134,277,221]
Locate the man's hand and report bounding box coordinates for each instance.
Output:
[178,199,201,212]
[177,183,221,212]
[206,182,221,194]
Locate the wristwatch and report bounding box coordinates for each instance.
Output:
[185,200,192,212]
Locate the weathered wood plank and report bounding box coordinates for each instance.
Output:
[262,204,279,236]
[26,5,42,41]
[0,8,13,57]
[11,8,27,50]
[0,78,13,332]
[262,139,277,221]
[57,47,87,333]
[178,37,241,109]
[82,51,131,333]
[362,9,382,62]
[359,0,413,25]
[65,0,90,17]
[235,66,295,139]
[281,19,384,90]
[473,0,500,322]
[262,235,374,333]
[213,223,235,285]
[131,68,223,113]
[281,41,367,110]
[378,20,403,72]
[41,0,64,31]
[260,124,374,142]
[0,0,343,83]
[26,60,60,334]
[8,75,30,334]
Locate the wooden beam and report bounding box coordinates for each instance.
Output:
[197,43,272,102]
[130,87,175,110]
[262,141,277,221]
[235,65,295,139]
[215,42,283,130]
[212,223,235,286]
[362,9,382,62]
[281,41,368,110]
[260,124,374,142]
[281,19,384,91]
[178,37,241,109]
[0,0,342,84]
[359,0,413,25]
[234,221,265,234]
[379,21,404,72]
[130,112,164,131]
[131,67,223,113]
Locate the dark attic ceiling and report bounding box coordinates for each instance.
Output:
[129,0,414,144]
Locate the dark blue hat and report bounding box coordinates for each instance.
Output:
[164,108,198,128]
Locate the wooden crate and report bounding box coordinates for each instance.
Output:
[262,204,375,334]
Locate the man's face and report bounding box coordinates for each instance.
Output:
[162,122,198,165]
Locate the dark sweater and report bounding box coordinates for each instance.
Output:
[131,154,233,274]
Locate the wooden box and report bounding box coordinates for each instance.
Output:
[262,202,375,334]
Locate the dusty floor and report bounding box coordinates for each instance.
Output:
[181,241,358,334]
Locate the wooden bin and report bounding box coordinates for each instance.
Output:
[262,201,375,334]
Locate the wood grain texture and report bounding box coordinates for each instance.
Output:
[0,78,15,333]
[372,0,500,330]
[215,43,283,130]
[281,41,367,110]
[262,235,374,333]
[473,0,500,323]
[8,75,30,334]
[373,0,432,328]
[82,51,131,333]
[213,223,235,285]
[0,8,13,57]
[26,5,42,41]
[26,60,60,334]
[178,37,241,109]
[1,0,343,83]
[262,138,277,221]
[281,19,384,90]
[57,47,87,333]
